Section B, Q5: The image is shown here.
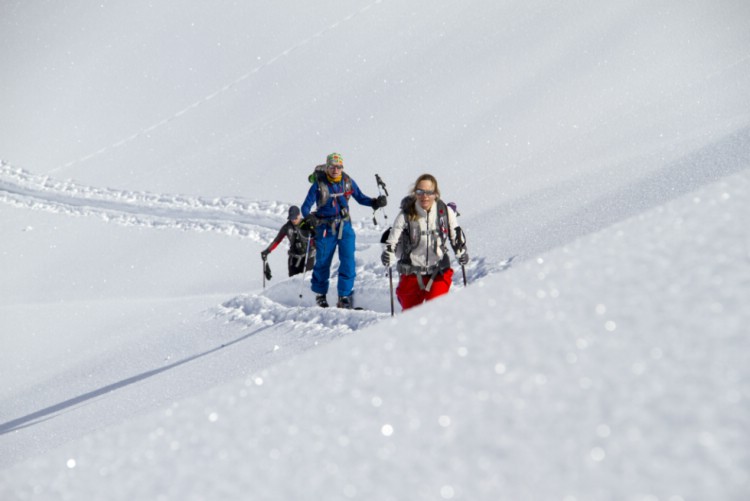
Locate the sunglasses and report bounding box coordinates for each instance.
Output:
[327,165,344,171]
[415,189,436,196]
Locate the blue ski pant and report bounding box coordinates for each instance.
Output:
[311,220,356,298]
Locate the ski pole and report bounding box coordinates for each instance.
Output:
[455,227,468,287]
[380,230,396,315]
[298,232,313,301]
[262,257,267,289]
[373,174,389,226]
[388,267,395,316]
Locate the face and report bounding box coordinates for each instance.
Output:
[415,179,437,211]
[291,214,302,225]
[327,164,343,176]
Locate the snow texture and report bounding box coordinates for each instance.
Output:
[1,0,749,500]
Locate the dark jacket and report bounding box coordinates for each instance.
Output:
[264,221,315,256]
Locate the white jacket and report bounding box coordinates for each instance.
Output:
[385,198,464,273]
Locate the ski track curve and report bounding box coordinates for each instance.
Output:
[0,161,386,244]
[0,161,288,242]
[1,160,509,339]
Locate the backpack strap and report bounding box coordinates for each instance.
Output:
[315,171,352,207]
[397,199,451,270]
[435,199,450,251]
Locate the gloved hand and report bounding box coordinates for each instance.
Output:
[261,249,269,260]
[305,213,320,227]
[372,195,387,209]
[457,252,469,266]
[381,249,396,267]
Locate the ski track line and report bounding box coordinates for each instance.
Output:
[48,0,384,174]
[0,162,284,242]
[0,161,385,244]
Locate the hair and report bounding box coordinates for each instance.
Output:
[405,173,440,220]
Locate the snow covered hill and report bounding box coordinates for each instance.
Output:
[1,0,749,500]
[2,163,748,501]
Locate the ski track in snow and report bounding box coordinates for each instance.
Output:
[0,161,289,242]
[2,160,514,337]
[217,294,387,333]
[0,160,516,454]
[0,161,385,244]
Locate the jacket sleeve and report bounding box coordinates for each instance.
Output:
[349,178,375,207]
[301,183,319,217]
[266,224,288,253]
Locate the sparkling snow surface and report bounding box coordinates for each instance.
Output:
[1,1,749,500]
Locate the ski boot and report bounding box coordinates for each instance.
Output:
[315,294,329,308]
[337,295,353,309]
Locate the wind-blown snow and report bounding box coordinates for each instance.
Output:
[1,0,749,500]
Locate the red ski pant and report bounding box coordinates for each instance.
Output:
[396,268,454,310]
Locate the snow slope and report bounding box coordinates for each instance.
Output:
[1,0,749,499]
[2,164,748,501]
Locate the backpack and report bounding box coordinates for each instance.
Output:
[381,196,457,268]
[308,164,353,207]
[287,222,315,257]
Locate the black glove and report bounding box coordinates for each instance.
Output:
[381,248,396,267]
[263,261,272,280]
[372,195,387,209]
[261,249,269,260]
[305,213,320,227]
[457,252,469,266]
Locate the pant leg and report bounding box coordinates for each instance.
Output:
[288,255,304,277]
[336,222,357,297]
[396,274,427,310]
[425,268,453,302]
[311,225,337,295]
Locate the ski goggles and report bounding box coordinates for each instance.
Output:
[415,189,436,196]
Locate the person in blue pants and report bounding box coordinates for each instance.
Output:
[301,152,387,308]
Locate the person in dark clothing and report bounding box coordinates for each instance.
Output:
[261,205,315,277]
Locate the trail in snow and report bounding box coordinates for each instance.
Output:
[0,161,286,241]
[0,160,512,280]
[0,161,389,245]
[215,255,516,336]
[1,159,513,334]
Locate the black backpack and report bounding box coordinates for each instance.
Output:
[288,222,314,257]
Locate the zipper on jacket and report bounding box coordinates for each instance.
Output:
[425,206,431,267]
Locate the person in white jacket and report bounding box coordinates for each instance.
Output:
[381,173,469,310]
